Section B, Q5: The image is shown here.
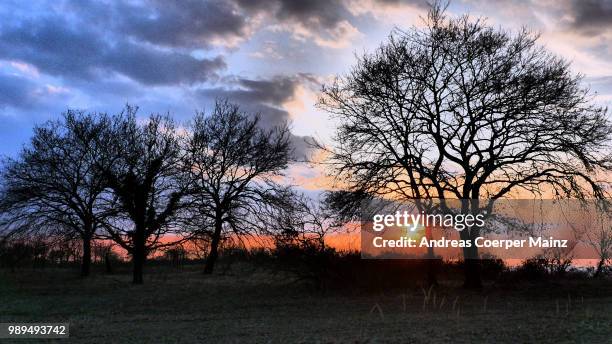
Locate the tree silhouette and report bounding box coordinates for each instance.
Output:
[96,107,189,284]
[582,208,612,277]
[0,111,112,276]
[184,100,292,274]
[319,4,612,288]
[264,191,348,252]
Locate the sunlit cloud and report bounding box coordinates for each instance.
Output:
[346,0,428,25]
[9,61,40,78]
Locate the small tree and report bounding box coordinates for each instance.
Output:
[184,100,292,274]
[585,211,612,277]
[319,4,612,288]
[268,192,348,252]
[0,111,112,276]
[96,107,189,284]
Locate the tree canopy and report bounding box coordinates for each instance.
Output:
[319,4,612,287]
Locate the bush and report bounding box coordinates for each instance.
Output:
[479,253,507,280]
[271,242,339,288]
[271,243,457,291]
[0,240,48,270]
[505,256,577,282]
[514,258,549,281]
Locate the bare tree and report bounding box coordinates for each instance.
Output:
[584,210,612,277]
[96,107,189,284]
[0,111,112,276]
[268,192,350,252]
[589,224,612,277]
[184,100,292,274]
[318,4,612,288]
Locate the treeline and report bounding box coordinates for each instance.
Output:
[0,100,352,284]
[3,235,605,291]
[0,236,119,271]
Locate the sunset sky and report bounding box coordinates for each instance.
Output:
[1,0,612,193]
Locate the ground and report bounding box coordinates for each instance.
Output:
[0,265,611,343]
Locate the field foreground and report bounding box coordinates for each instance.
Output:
[0,266,611,343]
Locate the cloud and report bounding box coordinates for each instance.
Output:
[112,0,253,49]
[105,41,226,85]
[235,0,347,28]
[249,41,284,60]
[197,75,317,160]
[9,61,40,78]
[234,0,362,48]
[67,0,361,50]
[198,76,299,125]
[584,76,612,102]
[282,19,362,49]
[0,72,69,110]
[240,0,425,28]
[476,0,612,37]
[566,0,612,34]
[0,5,227,86]
[345,0,430,25]
[0,73,39,109]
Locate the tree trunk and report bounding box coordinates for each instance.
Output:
[81,235,92,277]
[425,227,438,287]
[594,259,605,278]
[105,251,113,274]
[461,231,482,289]
[463,256,482,289]
[426,258,439,287]
[133,253,144,284]
[204,220,223,274]
[132,229,146,284]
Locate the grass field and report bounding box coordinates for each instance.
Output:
[0,265,611,343]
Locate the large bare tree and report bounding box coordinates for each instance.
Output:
[96,107,189,284]
[184,100,292,274]
[319,4,612,288]
[0,111,112,276]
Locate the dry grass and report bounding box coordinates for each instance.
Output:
[0,265,610,343]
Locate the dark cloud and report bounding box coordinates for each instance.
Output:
[197,75,316,160]
[113,0,249,48]
[0,17,105,81]
[199,76,299,126]
[235,0,347,29]
[276,1,346,27]
[0,7,226,86]
[239,0,429,31]
[106,41,225,85]
[0,73,39,109]
[372,0,430,8]
[62,0,360,48]
[567,0,612,33]
[0,72,70,112]
[0,0,369,91]
[233,0,429,47]
[288,135,317,162]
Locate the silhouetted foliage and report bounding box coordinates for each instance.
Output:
[183,100,292,274]
[0,111,114,276]
[162,245,188,269]
[96,107,190,284]
[582,210,612,277]
[0,240,35,271]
